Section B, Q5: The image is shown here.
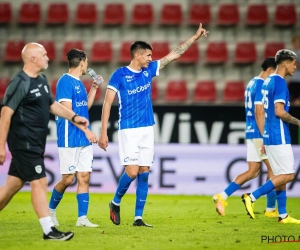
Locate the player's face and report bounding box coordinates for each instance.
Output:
[286,59,297,76]
[137,49,152,68]
[36,47,49,70]
[81,58,88,75]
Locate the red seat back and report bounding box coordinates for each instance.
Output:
[246,4,268,26]
[131,4,153,25]
[46,3,68,24]
[61,41,84,62]
[234,42,256,64]
[0,3,11,24]
[165,80,188,101]
[224,81,245,101]
[264,42,285,58]
[75,3,97,25]
[37,41,56,61]
[103,4,125,25]
[151,42,170,61]
[90,41,112,63]
[18,3,41,24]
[160,4,182,25]
[189,4,211,25]
[177,43,199,63]
[274,4,296,26]
[205,42,228,64]
[217,4,239,25]
[5,40,26,62]
[194,81,216,101]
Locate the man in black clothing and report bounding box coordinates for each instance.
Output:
[0,43,97,240]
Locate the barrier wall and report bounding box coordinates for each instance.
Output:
[1,143,300,196]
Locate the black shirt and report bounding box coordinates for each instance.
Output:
[2,71,55,154]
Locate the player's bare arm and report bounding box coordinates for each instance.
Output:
[159,23,208,69]
[0,106,14,165]
[275,102,300,126]
[87,79,103,110]
[255,104,265,136]
[99,89,116,151]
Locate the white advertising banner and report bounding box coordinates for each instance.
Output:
[1,143,300,196]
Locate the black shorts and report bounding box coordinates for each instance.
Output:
[8,150,46,182]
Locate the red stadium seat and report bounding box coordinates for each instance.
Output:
[37,41,56,61]
[50,79,58,97]
[119,41,133,63]
[217,4,239,26]
[223,81,245,101]
[151,42,170,61]
[0,78,10,99]
[151,80,158,101]
[5,40,26,62]
[264,42,285,58]
[234,42,256,64]
[90,41,112,63]
[103,4,125,25]
[177,43,199,64]
[46,3,68,25]
[0,3,11,24]
[131,4,153,25]
[193,81,216,102]
[205,42,228,64]
[61,41,84,62]
[18,3,41,24]
[274,4,296,26]
[82,79,101,100]
[188,4,211,25]
[75,3,97,25]
[160,4,182,25]
[165,80,188,101]
[245,4,268,26]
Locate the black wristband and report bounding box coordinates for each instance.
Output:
[71,114,78,122]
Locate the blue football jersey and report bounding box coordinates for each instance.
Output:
[245,77,264,139]
[56,74,91,147]
[108,61,160,130]
[262,74,291,145]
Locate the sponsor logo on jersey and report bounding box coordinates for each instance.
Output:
[127,83,151,95]
[76,100,88,107]
[125,75,134,82]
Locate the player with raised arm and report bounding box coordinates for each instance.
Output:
[213,58,278,217]
[99,24,208,227]
[48,49,101,228]
[241,49,300,224]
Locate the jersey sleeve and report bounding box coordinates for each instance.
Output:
[148,61,160,78]
[274,77,287,104]
[56,76,73,103]
[2,75,28,111]
[254,80,263,104]
[107,70,121,92]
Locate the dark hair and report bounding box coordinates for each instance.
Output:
[66,49,86,68]
[130,41,152,58]
[275,49,297,65]
[261,57,276,71]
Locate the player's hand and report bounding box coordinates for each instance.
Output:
[194,23,209,40]
[84,129,98,144]
[261,145,266,154]
[0,145,6,165]
[73,115,89,128]
[98,133,108,151]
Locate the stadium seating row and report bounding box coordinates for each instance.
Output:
[0,77,245,103]
[2,40,285,64]
[0,2,297,26]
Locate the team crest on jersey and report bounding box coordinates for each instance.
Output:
[44,86,49,93]
[75,85,81,93]
[143,71,149,77]
[35,165,42,174]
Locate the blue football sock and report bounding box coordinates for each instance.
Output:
[113,172,135,204]
[252,180,275,200]
[276,190,287,216]
[135,172,149,217]
[224,182,241,197]
[49,188,64,210]
[77,193,89,217]
[266,190,276,209]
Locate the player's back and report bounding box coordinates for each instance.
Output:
[245,77,264,139]
[262,74,290,145]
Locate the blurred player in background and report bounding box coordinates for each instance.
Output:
[48,49,100,228]
[0,43,90,240]
[241,49,300,224]
[213,58,277,217]
[99,24,208,227]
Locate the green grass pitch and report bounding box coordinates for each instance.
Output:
[0,192,300,250]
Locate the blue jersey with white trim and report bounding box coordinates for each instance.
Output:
[245,77,264,139]
[108,61,160,130]
[262,74,290,145]
[56,74,91,147]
